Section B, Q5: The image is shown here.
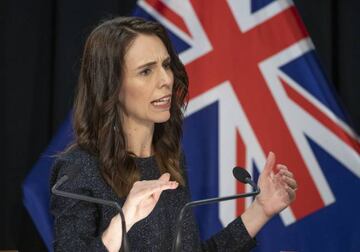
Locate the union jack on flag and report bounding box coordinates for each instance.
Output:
[134,0,360,251]
[23,0,360,251]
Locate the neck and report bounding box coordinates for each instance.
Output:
[122,118,154,158]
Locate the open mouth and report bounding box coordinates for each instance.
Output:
[151,95,171,107]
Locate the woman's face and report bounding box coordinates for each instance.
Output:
[120,34,174,128]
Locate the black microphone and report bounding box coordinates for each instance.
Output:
[232,166,258,190]
[51,166,129,252]
[172,167,260,252]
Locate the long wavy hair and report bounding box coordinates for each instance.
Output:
[73,16,188,197]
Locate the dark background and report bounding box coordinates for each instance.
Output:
[0,0,359,251]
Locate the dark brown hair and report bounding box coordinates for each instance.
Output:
[73,16,188,197]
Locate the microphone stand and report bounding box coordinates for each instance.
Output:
[172,186,260,252]
[52,175,129,252]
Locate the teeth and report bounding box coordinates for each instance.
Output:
[153,97,170,106]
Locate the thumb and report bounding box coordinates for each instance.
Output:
[159,172,171,182]
[153,173,171,202]
[263,152,276,177]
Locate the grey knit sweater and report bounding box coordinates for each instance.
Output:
[50,147,256,251]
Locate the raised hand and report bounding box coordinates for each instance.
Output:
[255,152,297,218]
[122,173,179,229]
[102,173,178,252]
[241,152,297,237]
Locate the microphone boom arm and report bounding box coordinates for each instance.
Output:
[52,179,122,211]
[172,186,260,252]
[51,175,129,252]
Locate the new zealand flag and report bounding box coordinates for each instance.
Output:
[23,0,360,251]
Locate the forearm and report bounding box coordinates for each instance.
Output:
[101,214,124,252]
[101,210,136,252]
[240,199,272,238]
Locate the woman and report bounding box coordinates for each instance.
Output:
[50,16,297,252]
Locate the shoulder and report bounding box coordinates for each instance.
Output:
[49,146,116,216]
[50,145,102,191]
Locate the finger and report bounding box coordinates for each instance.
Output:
[278,168,294,178]
[152,181,179,202]
[152,177,176,202]
[159,172,170,182]
[144,181,179,196]
[276,164,288,171]
[276,165,293,175]
[134,179,174,188]
[131,180,177,199]
[286,186,296,202]
[282,176,298,190]
[262,151,276,177]
[274,172,287,188]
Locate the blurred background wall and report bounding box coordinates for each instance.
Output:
[0,0,359,250]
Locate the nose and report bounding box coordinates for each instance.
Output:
[158,67,173,89]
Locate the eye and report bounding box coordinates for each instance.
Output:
[163,61,171,70]
[140,68,152,76]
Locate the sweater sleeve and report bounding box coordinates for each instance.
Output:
[50,158,109,252]
[201,218,256,252]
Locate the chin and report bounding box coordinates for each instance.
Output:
[153,111,171,123]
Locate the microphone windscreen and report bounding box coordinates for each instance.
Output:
[232,167,251,184]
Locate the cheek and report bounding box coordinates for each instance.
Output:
[170,72,174,87]
[121,84,151,112]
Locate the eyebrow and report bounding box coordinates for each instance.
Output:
[136,56,171,70]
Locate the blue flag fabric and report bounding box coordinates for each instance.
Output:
[23,114,73,251]
[23,1,360,251]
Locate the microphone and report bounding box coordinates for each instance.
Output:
[232,166,258,189]
[172,167,260,252]
[51,165,129,252]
